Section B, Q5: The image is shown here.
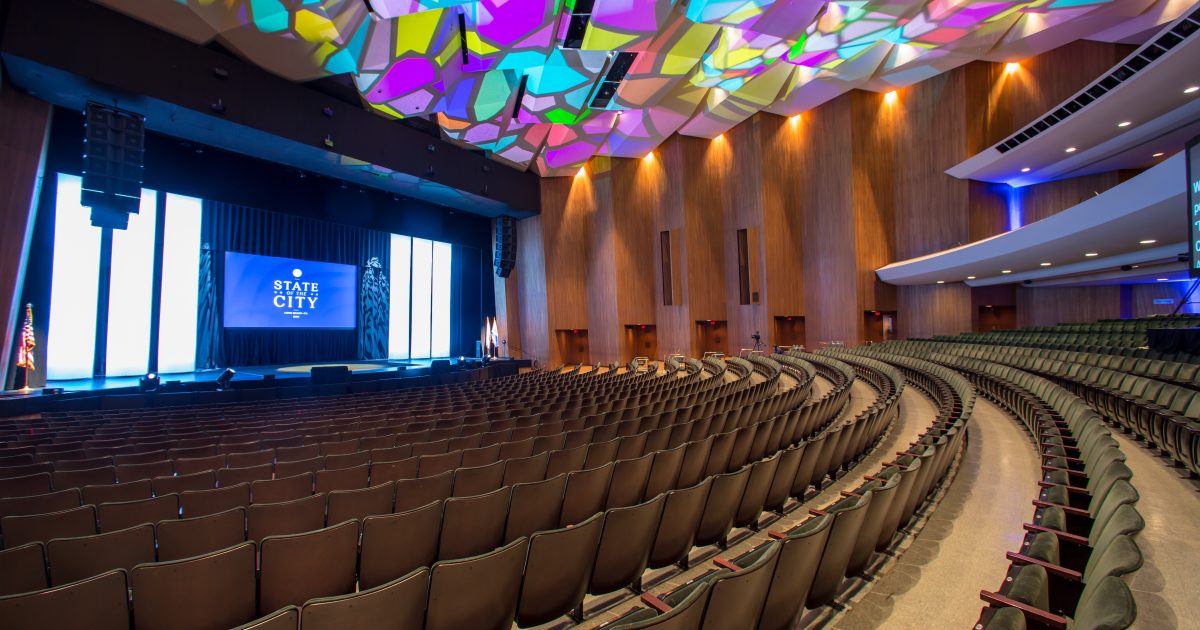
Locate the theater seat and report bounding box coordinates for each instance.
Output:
[516,512,605,627]
[97,494,179,532]
[155,507,246,561]
[605,580,712,630]
[181,482,250,518]
[0,542,48,596]
[439,486,510,560]
[251,473,314,504]
[656,540,780,630]
[0,568,130,630]
[327,482,394,524]
[806,491,873,607]
[755,514,832,630]
[589,493,667,596]
[2,504,97,547]
[359,500,442,590]
[648,477,713,570]
[130,542,258,630]
[300,567,428,630]
[504,474,566,543]
[425,536,528,630]
[47,524,155,586]
[259,520,360,612]
[231,606,299,630]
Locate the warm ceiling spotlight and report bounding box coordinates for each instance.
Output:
[1004,62,1020,74]
[1065,147,1077,153]
[884,90,897,104]
[714,133,725,142]
[1001,269,1012,274]
[575,167,586,178]
[1185,86,1199,94]
[1020,167,1031,173]
[1153,152,1165,157]
[643,152,655,163]
[789,114,801,126]
[966,276,976,280]
[1040,262,1052,266]
[1085,252,1099,257]
[936,280,945,284]
[1139,239,1156,244]
[1117,121,1131,128]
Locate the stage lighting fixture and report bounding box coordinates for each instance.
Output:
[216,369,236,390]
[139,373,160,392]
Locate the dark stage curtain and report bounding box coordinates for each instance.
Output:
[196,202,390,368]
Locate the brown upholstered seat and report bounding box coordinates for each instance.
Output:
[274,456,323,479]
[0,568,130,630]
[755,514,832,630]
[0,488,81,521]
[806,491,873,607]
[734,451,783,529]
[97,494,179,532]
[231,606,298,630]
[393,470,454,513]
[516,512,605,627]
[439,485,511,560]
[115,460,173,483]
[247,494,327,543]
[181,482,250,518]
[217,463,274,487]
[0,542,48,596]
[300,567,428,630]
[504,473,567,542]
[172,455,226,477]
[608,453,655,509]
[694,465,752,548]
[546,443,588,478]
[130,541,258,630]
[360,500,443,589]
[151,470,216,495]
[418,451,462,478]
[326,481,394,524]
[83,479,153,505]
[501,451,550,487]
[426,536,528,630]
[251,473,314,504]
[52,467,115,490]
[259,520,360,613]
[644,443,686,500]
[676,436,714,489]
[763,443,806,513]
[452,460,505,497]
[648,477,714,570]
[560,461,614,526]
[847,473,902,576]
[589,493,667,595]
[226,450,273,468]
[369,456,419,485]
[47,524,155,586]
[2,504,97,547]
[155,507,246,561]
[323,450,370,471]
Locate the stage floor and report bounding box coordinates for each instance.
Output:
[41,359,439,394]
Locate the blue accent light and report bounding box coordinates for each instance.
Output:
[1007,184,1023,231]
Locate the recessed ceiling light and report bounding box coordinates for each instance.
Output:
[1085,252,1099,257]
[1152,152,1165,158]
[966,276,976,280]
[1132,265,1139,269]
[1065,147,1077,153]
[936,280,945,284]
[1139,239,1156,244]
[1157,278,1170,281]
[1020,167,1031,173]
[1004,62,1020,74]
[1001,270,1012,274]
[1117,121,1131,128]
[1040,262,1052,267]
[1186,86,1200,94]
[884,91,898,104]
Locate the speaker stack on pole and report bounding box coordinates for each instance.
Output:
[494,216,516,278]
[82,102,145,230]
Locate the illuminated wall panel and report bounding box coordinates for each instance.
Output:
[410,238,434,359]
[46,174,102,381]
[389,234,412,360]
[157,194,203,374]
[105,189,159,377]
[431,241,451,357]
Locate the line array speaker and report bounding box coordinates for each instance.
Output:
[495,216,516,278]
[82,102,145,229]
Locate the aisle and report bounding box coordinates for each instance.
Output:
[835,399,1038,629]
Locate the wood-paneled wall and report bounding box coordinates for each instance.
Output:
[513,215,550,365]
[0,88,50,385]
[1016,286,1123,327]
[651,136,693,357]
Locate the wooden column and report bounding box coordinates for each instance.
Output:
[0,88,51,387]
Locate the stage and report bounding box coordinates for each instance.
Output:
[32,359,439,395]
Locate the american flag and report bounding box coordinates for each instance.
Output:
[16,303,35,371]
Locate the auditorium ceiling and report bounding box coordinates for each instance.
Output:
[95,0,1181,176]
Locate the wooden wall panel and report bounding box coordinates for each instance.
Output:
[897,285,972,339]
[1016,286,1122,327]
[851,90,896,319]
[1131,283,1200,317]
[585,158,620,364]
[723,117,769,354]
[800,94,859,347]
[514,215,549,365]
[0,89,50,384]
[610,158,657,327]
[653,136,694,356]
[760,114,805,332]
[680,135,729,323]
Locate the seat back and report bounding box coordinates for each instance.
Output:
[734,452,783,529]
[763,443,805,513]
[327,482,394,524]
[130,542,257,630]
[180,482,250,518]
[1,504,97,547]
[694,466,752,547]
[360,500,443,589]
[504,473,567,542]
[516,512,605,627]
[426,537,529,630]
[756,515,833,630]
[847,474,900,576]
[314,464,369,494]
[259,520,360,613]
[0,542,48,596]
[0,568,130,630]
[439,486,511,560]
[152,471,216,495]
[648,477,713,570]
[1072,575,1136,630]
[251,473,313,504]
[155,507,247,561]
[560,461,614,526]
[47,524,156,586]
[97,494,179,532]
[0,488,81,521]
[607,581,713,630]
[607,453,654,509]
[82,480,154,505]
[589,493,667,595]
[806,491,872,607]
[300,567,428,630]
[232,606,299,630]
[699,541,781,630]
[393,470,454,513]
[247,494,327,543]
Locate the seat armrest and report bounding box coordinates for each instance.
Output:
[1022,523,1088,546]
[640,593,672,614]
[978,591,1068,630]
[1004,552,1082,581]
[1032,499,1089,517]
[713,557,740,571]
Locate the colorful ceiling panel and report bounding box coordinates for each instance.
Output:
[98,0,1171,175]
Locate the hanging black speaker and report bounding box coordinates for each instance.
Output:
[494,216,516,278]
[81,102,145,229]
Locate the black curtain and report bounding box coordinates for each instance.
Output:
[196,201,389,367]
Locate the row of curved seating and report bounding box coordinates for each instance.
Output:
[0,355,862,629]
[930,315,1200,363]
[880,347,1144,630]
[599,350,974,629]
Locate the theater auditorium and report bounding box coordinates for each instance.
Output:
[0,0,1197,628]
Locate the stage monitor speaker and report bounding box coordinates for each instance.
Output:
[311,366,350,384]
[82,102,145,229]
[494,216,516,278]
[430,359,451,374]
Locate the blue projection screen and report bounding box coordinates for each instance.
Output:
[224,252,357,329]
